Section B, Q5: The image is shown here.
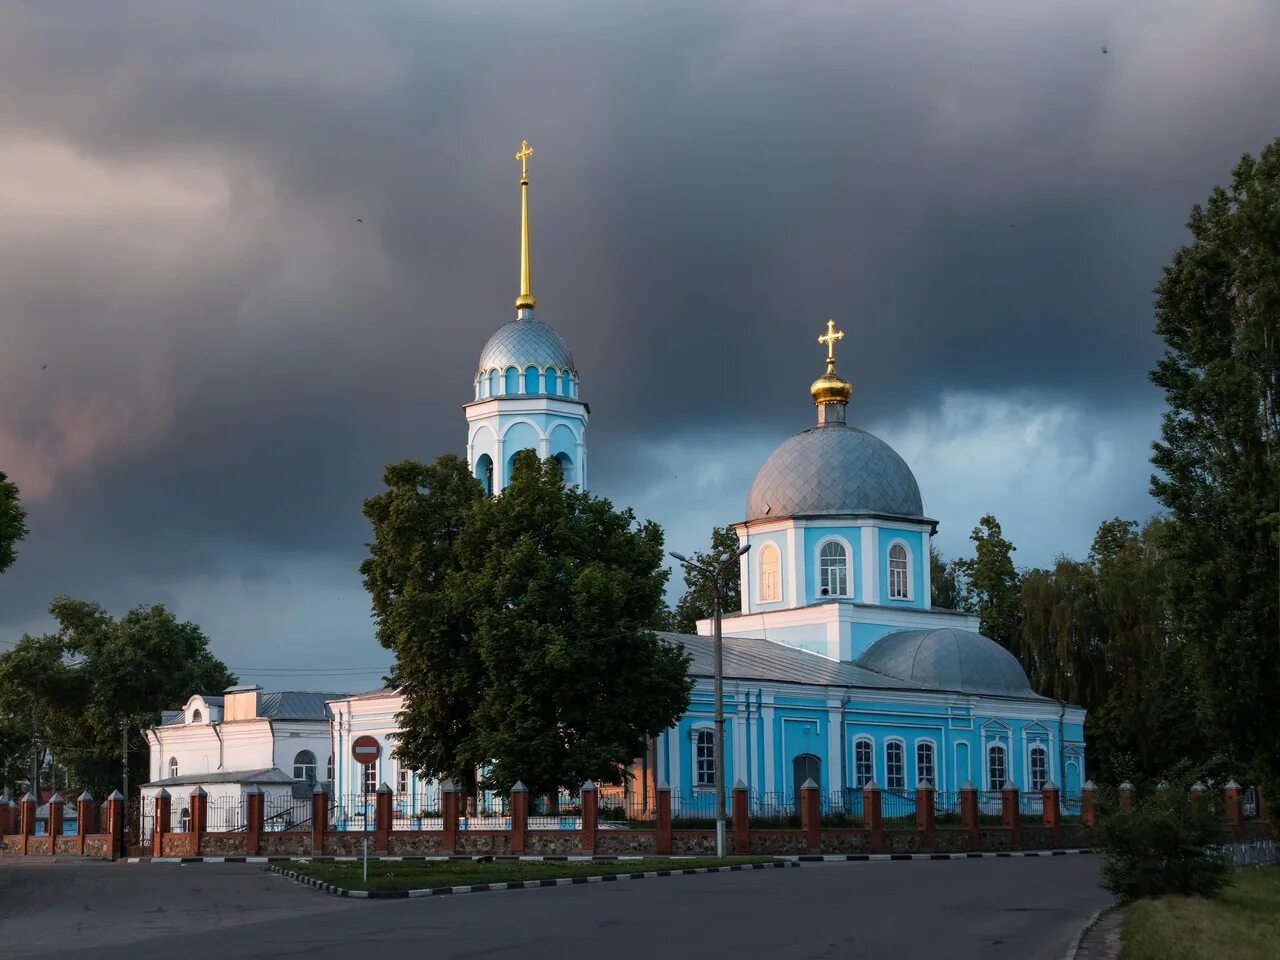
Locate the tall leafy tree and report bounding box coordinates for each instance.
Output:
[0,471,27,575]
[1149,137,1280,784]
[672,526,743,633]
[363,451,691,798]
[955,515,1023,656]
[928,544,962,611]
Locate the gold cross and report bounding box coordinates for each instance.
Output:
[514,139,534,180]
[818,319,845,363]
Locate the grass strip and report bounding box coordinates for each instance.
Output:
[1120,866,1280,960]
[286,856,779,892]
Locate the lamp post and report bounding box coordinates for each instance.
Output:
[671,543,750,859]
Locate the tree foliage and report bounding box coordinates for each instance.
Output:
[672,526,743,633]
[928,544,961,611]
[1148,137,1280,786]
[0,471,28,575]
[954,515,1022,655]
[363,451,691,797]
[0,598,236,796]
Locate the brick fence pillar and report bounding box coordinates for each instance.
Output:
[580,781,598,855]
[244,786,263,856]
[76,791,94,856]
[509,781,528,855]
[104,790,124,860]
[959,781,979,851]
[189,786,207,855]
[19,792,36,855]
[152,789,171,857]
[732,780,750,854]
[655,781,672,855]
[48,792,65,844]
[915,781,935,848]
[1118,782,1135,814]
[1081,780,1097,829]
[441,780,459,853]
[311,783,327,856]
[1189,781,1208,813]
[1224,779,1245,841]
[863,781,883,853]
[800,778,821,853]
[375,782,392,854]
[1001,782,1021,850]
[1042,781,1061,847]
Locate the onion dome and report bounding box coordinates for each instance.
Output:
[476,316,576,376]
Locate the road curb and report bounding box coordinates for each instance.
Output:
[126,854,669,865]
[784,848,1094,862]
[268,859,799,899]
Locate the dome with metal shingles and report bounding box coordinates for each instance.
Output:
[476,315,576,377]
[856,628,1040,697]
[745,423,923,521]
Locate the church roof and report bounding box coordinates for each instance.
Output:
[745,423,925,523]
[257,691,349,720]
[476,316,576,376]
[142,768,296,788]
[856,628,1045,698]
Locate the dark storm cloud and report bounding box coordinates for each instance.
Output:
[1,1,1278,675]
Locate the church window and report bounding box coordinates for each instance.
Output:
[524,365,539,394]
[168,757,178,779]
[545,366,558,395]
[1029,745,1048,792]
[488,370,499,397]
[853,738,874,788]
[179,807,190,833]
[885,740,906,791]
[293,750,317,783]
[694,729,715,787]
[504,366,520,395]
[327,754,335,784]
[889,543,910,599]
[759,543,781,603]
[987,744,1007,792]
[818,540,849,597]
[362,761,378,795]
[192,708,202,723]
[397,767,410,796]
[476,454,494,496]
[561,371,572,396]
[916,741,936,787]
[555,452,573,485]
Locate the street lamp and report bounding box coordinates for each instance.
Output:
[670,542,750,859]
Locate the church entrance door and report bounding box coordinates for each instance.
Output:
[792,753,821,799]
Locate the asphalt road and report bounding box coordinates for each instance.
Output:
[2,856,1111,960]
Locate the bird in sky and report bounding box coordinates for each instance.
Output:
[1101,45,1108,54]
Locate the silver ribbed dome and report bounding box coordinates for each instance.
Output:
[745,424,923,521]
[856,628,1039,697]
[476,316,575,376]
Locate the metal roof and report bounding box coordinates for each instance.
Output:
[256,691,349,720]
[142,768,296,788]
[745,423,923,522]
[476,316,576,376]
[856,628,1046,698]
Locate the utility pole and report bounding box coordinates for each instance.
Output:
[121,721,129,805]
[671,542,750,859]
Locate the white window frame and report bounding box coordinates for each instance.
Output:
[815,536,852,599]
[884,739,906,791]
[758,542,782,604]
[1028,744,1048,792]
[692,726,716,788]
[168,757,178,779]
[887,539,913,601]
[397,766,410,796]
[987,743,1007,792]
[362,760,378,795]
[915,739,937,788]
[292,750,318,783]
[853,737,875,789]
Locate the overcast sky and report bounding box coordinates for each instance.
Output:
[1,1,1277,690]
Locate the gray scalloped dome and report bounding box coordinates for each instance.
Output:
[477,316,575,376]
[745,424,923,521]
[856,628,1039,697]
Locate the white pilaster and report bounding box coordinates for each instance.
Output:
[860,526,875,602]
[827,706,844,790]
[762,704,776,793]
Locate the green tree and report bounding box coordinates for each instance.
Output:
[672,526,742,633]
[0,471,28,575]
[0,599,235,795]
[1149,137,1280,785]
[955,515,1023,656]
[928,544,961,610]
[363,451,692,799]
[1019,555,1106,705]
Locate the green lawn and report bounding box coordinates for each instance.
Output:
[284,856,781,892]
[1120,866,1280,960]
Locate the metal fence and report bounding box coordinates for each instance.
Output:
[1216,839,1277,871]
[1243,787,1260,819]
[597,794,655,827]
[392,791,443,831]
[333,794,377,832]
[880,790,916,824]
[263,794,312,831]
[206,796,245,832]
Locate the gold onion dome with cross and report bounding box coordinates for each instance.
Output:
[810,319,853,407]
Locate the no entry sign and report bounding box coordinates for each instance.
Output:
[351,735,381,763]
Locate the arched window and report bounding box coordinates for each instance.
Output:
[488,370,499,397]
[191,708,202,723]
[293,750,317,783]
[792,754,821,794]
[475,454,494,496]
[759,543,781,603]
[987,743,1007,792]
[555,452,573,485]
[504,366,520,395]
[853,738,874,788]
[1029,745,1048,792]
[561,371,572,396]
[885,741,906,791]
[326,754,335,784]
[546,367,559,395]
[916,741,936,787]
[818,540,849,597]
[168,757,178,779]
[179,807,190,833]
[524,365,539,394]
[889,543,910,599]
[694,729,715,787]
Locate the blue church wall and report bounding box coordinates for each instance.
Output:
[744,531,789,612]
[802,527,861,604]
[878,528,926,608]
[501,420,542,477]
[850,621,899,659]
[504,367,520,394]
[524,365,539,394]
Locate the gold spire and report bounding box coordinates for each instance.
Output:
[811,318,853,412]
[514,139,536,310]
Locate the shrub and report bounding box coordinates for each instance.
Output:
[1096,782,1231,900]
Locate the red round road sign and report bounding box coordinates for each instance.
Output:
[350,735,381,763]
